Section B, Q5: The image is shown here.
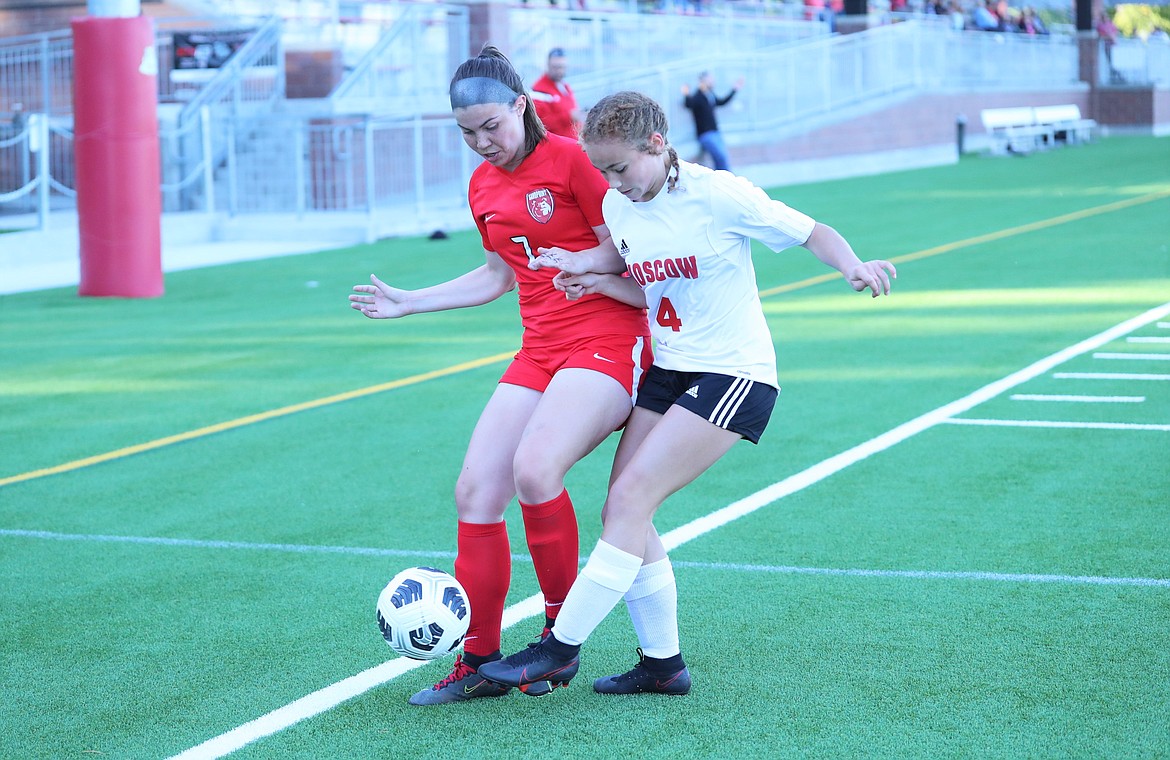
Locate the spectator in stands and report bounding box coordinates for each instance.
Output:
[949,0,967,31]
[994,0,1010,24]
[531,47,583,139]
[973,0,1000,31]
[681,71,742,172]
[804,0,840,30]
[1096,10,1123,83]
[1018,7,1047,36]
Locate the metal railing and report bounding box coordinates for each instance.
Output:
[0,115,51,229]
[0,17,1113,234]
[1102,36,1170,86]
[505,5,829,84]
[932,28,1080,89]
[175,15,285,127]
[0,30,74,117]
[330,4,471,116]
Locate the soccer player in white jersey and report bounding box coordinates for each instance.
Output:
[479,90,895,696]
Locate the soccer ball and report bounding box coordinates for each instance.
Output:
[376,566,470,660]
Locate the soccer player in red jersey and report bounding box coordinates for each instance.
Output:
[349,46,651,705]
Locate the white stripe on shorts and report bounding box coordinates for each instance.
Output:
[629,336,646,406]
[710,377,753,429]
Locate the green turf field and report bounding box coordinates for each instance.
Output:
[2,136,1168,759]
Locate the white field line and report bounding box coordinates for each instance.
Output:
[1158,322,1170,329]
[1009,394,1145,403]
[1054,372,1170,381]
[7,529,1166,588]
[671,560,1170,588]
[158,300,1169,760]
[1128,337,1170,344]
[1093,352,1170,361]
[0,529,459,560]
[944,418,1170,432]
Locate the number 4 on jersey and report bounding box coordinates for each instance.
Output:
[655,297,682,332]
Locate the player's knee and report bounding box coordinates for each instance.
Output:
[454,473,509,522]
[600,484,653,531]
[512,449,567,503]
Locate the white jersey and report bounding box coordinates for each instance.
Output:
[603,160,815,389]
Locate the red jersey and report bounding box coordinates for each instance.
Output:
[469,133,649,348]
[530,74,579,138]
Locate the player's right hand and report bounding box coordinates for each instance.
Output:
[529,246,590,274]
[349,274,412,318]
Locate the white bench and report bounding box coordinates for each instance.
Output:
[981,105,1098,155]
[1032,104,1098,145]
[980,107,1054,155]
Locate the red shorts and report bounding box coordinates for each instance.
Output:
[500,334,653,397]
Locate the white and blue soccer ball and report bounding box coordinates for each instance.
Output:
[376,566,469,660]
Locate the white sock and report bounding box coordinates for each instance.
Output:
[552,541,643,646]
[623,558,680,659]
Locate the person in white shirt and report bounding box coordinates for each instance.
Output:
[479,90,895,696]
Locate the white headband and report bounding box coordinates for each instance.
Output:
[450,77,520,109]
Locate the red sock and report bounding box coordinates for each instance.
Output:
[519,489,579,624]
[455,521,510,658]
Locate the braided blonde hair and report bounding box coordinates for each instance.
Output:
[581,91,681,193]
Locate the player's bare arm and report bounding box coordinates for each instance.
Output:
[554,271,647,308]
[528,224,627,275]
[350,250,516,319]
[802,222,896,298]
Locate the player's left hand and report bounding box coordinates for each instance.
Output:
[553,271,605,300]
[847,260,897,298]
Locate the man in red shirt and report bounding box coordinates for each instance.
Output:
[531,47,583,138]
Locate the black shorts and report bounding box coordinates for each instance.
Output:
[635,366,779,444]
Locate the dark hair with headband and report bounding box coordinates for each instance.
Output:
[450,44,546,157]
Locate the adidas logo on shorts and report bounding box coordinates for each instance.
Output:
[685,386,699,398]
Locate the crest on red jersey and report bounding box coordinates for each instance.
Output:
[525,188,555,224]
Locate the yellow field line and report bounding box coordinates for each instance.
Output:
[0,351,516,488]
[758,189,1170,298]
[5,190,1167,489]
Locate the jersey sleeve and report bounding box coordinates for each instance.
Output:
[468,166,494,252]
[710,171,816,252]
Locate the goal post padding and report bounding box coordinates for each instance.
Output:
[73,14,163,298]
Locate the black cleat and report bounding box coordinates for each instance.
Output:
[515,629,556,697]
[593,649,691,695]
[408,655,511,705]
[478,633,579,693]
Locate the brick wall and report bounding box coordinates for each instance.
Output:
[1094,86,1157,127]
[730,88,1096,167]
[0,1,174,38]
[285,49,343,99]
